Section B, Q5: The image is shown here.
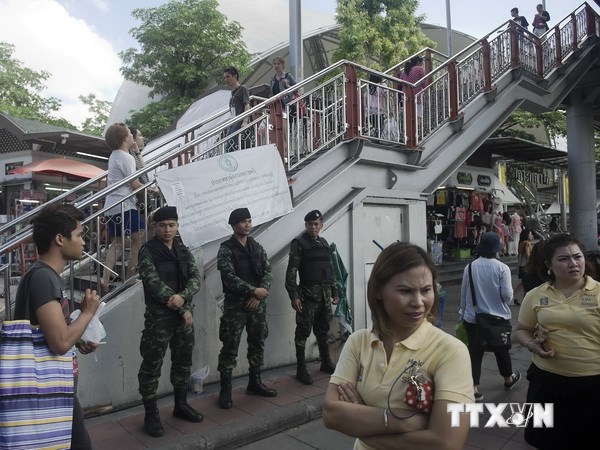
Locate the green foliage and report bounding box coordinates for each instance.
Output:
[0,42,73,127]
[127,98,191,138]
[79,94,112,136]
[493,109,567,145]
[333,0,435,70]
[119,0,251,137]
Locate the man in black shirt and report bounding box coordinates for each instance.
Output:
[14,203,101,449]
[511,7,529,32]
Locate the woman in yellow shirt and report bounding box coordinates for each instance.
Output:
[323,242,473,449]
[516,233,600,449]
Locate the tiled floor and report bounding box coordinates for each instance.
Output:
[87,363,330,448]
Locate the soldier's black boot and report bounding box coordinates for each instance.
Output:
[296,350,313,385]
[246,366,277,397]
[218,371,233,409]
[173,388,203,422]
[142,397,164,437]
[318,341,336,374]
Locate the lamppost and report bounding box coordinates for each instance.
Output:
[289,0,303,82]
[446,0,453,57]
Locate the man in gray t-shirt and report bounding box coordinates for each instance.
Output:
[14,203,101,449]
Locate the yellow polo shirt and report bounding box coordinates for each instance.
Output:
[519,276,600,377]
[330,321,473,450]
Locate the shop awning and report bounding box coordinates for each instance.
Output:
[9,158,105,180]
[470,137,568,167]
[493,176,522,204]
[545,193,600,214]
[545,202,567,214]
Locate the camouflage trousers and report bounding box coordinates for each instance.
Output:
[217,300,268,372]
[294,295,332,354]
[138,307,194,399]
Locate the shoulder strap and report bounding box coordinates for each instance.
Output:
[18,265,47,322]
[468,263,478,308]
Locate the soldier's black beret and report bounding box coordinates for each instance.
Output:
[304,210,323,222]
[228,207,251,225]
[153,206,178,223]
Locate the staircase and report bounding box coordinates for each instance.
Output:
[0,3,598,411]
[437,255,519,287]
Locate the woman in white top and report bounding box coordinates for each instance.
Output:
[101,123,156,292]
[460,232,520,401]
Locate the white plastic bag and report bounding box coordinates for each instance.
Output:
[189,365,210,393]
[70,302,106,344]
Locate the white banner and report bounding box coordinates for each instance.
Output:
[156,145,293,248]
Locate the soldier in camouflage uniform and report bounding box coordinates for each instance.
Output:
[217,207,277,409]
[285,210,339,385]
[137,206,203,437]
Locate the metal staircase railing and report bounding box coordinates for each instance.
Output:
[1,2,598,317]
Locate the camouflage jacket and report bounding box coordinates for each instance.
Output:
[285,238,339,301]
[138,238,201,315]
[217,236,272,302]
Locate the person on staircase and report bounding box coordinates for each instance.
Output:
[285,210,339,385]
[101,123,157,292]
[217,207,277,409]
[532,3,550,37]
[137,206,203,437]
[224,66,250,152]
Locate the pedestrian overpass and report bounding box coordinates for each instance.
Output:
[1,3,599,412]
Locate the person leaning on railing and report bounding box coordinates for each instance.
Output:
[100,123,158,292]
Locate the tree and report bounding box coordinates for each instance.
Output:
[79,94,112,136]
[128,97,191,139]
[0,42,73,127]
[120,0,251,137]
[333,0,435,70]
[493,109,567,147]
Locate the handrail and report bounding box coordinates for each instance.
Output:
[0,2,596,259]
[0,62,350,254]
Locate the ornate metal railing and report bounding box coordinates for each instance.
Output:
[1,2,598,314]
[358,75,405,145]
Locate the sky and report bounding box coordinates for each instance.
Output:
[0,0,586,127]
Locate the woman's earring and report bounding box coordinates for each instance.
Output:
[547,269,552,276]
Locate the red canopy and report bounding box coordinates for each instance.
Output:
[9,158,105,180]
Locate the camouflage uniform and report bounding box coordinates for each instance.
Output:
[285,236,338,355]
[216,236,272,372]
[137,237,201,399]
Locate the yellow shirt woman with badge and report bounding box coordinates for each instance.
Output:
[323,242,473,449]
[516,233,600,450]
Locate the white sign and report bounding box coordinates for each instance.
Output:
[156,145,293,248]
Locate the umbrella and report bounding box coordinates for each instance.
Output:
[9,158,105,180]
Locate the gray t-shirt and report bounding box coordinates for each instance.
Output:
[14,261,69,325]
[105,149,137,216]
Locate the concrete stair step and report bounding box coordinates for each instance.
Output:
[436,255,518,286]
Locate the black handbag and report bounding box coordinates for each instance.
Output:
[468,263,512,349]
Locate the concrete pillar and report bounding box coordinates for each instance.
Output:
[558,170,568,231]
[566,101,598,250]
